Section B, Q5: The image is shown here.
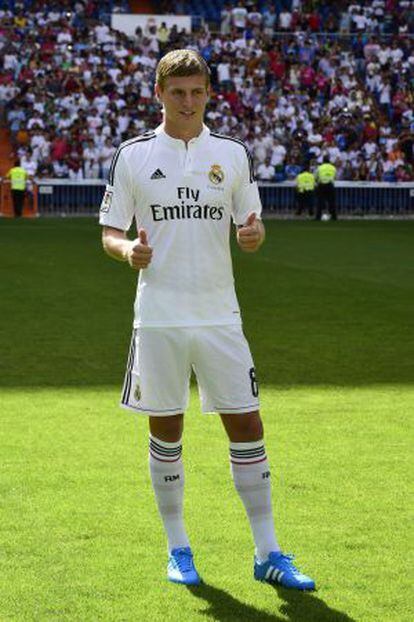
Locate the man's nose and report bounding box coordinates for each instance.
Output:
[182,93,193,108]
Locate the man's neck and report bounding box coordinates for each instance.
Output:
[163,120,204,144]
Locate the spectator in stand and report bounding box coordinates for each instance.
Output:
[279,9,293,32]
[399,128,414,165]
[248,4,262,29]
[262,5,277,36]
[100,137,116,180]
[53,157,69,178]
[30,129,50,161]
[351,7,368,32]
[220,4,233,35]
[256,156,275,181]
[20,148,38,176]
[231,2,248,31]
[50,131,70,161]
[270,139,287,169]
[83,138,99,167]
[308,9,322,32]
[396,162,414,181]
[285,157,303,180]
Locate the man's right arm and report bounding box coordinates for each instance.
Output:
[102,226,152,270]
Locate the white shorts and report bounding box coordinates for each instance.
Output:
[120,325,260,416]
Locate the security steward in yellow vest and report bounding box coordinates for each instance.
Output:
[316,156,337,220]
[295,164,315,217]
[6,159,29,217]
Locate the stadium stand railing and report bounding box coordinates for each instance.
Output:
[261,181,414,216]
[7,180,412,218]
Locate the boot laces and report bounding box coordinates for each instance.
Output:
[174,548,193,572]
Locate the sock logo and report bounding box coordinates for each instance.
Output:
[262,471,271,479]
[164,474,180,482]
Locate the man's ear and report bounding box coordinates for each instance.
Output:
[154,83,162,103]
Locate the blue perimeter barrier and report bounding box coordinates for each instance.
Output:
[35,180,414,217]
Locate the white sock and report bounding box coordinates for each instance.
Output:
[149,435,189,553]
[230,440,280,563]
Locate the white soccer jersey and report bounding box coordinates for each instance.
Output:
[99,124,262,328]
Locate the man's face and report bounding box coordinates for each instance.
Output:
[155,74,210,129]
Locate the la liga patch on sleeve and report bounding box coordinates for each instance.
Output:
[100,186,113,213]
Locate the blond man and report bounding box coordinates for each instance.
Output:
[100,49,314,590]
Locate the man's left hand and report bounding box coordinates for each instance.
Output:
[237,212,265,253]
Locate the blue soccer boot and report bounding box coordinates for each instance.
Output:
[167,547,202,585]
[254,552,315,591]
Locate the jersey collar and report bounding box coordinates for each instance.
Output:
[155,123,210,148]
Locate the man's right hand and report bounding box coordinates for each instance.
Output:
[126,228,153,270]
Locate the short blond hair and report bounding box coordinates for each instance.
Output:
[156,49,211,90]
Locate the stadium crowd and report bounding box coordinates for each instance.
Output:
[1,0,413,182]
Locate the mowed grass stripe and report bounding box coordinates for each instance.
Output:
[1,219,413,387]
[0,386,412,621]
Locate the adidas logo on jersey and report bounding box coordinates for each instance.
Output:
[151,169,166,179]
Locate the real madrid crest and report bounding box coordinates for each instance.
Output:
[208,164,224,185]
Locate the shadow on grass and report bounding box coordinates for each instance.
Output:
[187,582,356,622]
[274,585,357,622]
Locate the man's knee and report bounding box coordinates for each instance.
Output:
[149,414,183,442]
[220,411,264,442]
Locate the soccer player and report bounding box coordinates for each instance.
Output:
[99,49,315,591]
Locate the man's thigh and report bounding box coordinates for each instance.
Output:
[120,328,192,416]
[192,325,260,414]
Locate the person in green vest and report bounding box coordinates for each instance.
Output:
[6,158,29,218]
[295,162,315,217]
[315,156,337,220]
[157,21,170,54]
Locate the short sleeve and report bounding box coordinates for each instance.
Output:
[231,145,263,226]
[99,148,135,231]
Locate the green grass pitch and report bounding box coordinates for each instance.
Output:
[0,218,413,621]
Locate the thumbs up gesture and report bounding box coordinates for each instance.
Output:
[127,227,153,270]
[237,212,265,253]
